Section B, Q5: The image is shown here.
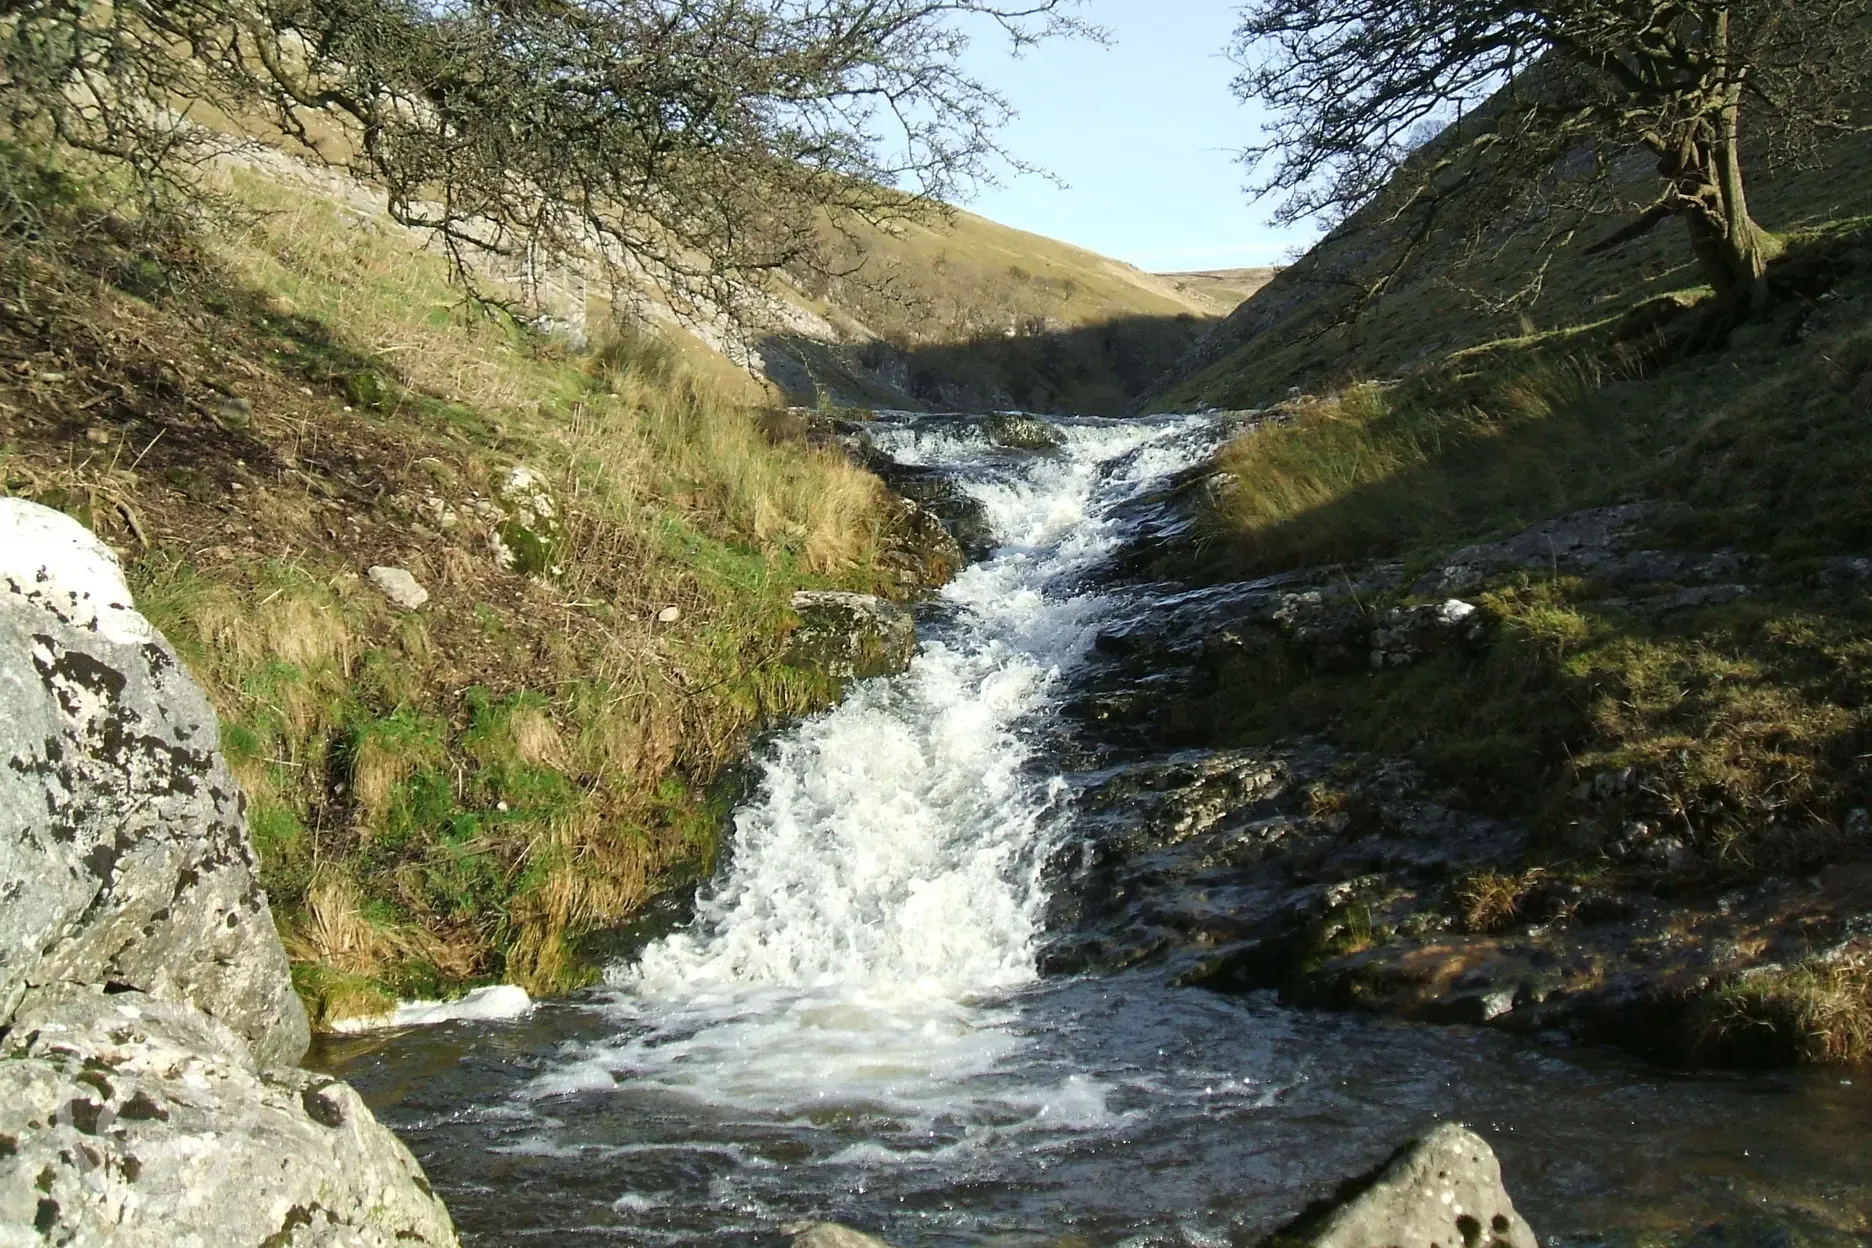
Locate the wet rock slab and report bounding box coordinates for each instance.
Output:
[1045,736,1872,1061]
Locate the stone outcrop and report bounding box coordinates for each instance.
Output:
[489,464,563,577]
[785,591,918,683]
[0,993,457,1247]
[1262,1124,1537,1248]
[0,500,458,1247]
[1413,503,1746,598]
[0,498,308,1068]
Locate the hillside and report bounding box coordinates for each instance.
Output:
[1155,266,1281,311]
[0,146,964,1022]
[1109,121,1872,1065]
[1151,131,1872,413]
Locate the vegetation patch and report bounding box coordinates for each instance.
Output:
[0,147,924,1020]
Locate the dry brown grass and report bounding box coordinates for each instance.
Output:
[288,875,395,976]
[1458,869,1546,934]
[1694,955,1872,1066]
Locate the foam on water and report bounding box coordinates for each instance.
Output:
[534,413,1224,1159]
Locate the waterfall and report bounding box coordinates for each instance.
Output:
[530,413,1222,1118]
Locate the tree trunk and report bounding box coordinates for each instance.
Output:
[1681,13,1783,308]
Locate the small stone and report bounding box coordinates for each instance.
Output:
[368,566,429,611]
[782,1224,897,1248]
[657,605,682,624]
[212,397,254,430]
[84,426,112,445]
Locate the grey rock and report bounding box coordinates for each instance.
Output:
[0,992,459,1248]
[0,499,309,1068]
[1603,583,1751,614]
[212,395,254,430]
[1265,1123,1537,1248]
[1416,503,1746,597]
[1370,598,1487,668]
[880,464,995,559]
[1818,555,1872,584]
[367,564,430,610]
[489,464,563,577]
[1043,743,1525,983]
[786,591,917,683]
[781,1223,897,1248]
[982,412,1064,450]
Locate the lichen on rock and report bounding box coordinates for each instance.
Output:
[785,590,917,683]
[1262,1123,1538,1248]
[0,993,457,1247]
[488,464,564,578]
[0,498,309,1068]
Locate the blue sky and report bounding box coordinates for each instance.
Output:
[956,0,1319,273]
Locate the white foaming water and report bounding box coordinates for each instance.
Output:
[541,414,1218,1135]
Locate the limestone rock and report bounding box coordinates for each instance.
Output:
[786,591,917,682]
[490,464,563,577]
[879,464,995,561]
[1265,1123,1538,1248]
[781,1224,897,1248]
[0,499,309,1068]
[1415,503,1745,598]
[367,565,429,610]
[0,992,459,1248]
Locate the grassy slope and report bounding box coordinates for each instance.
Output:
[1159,133,1872,413]
[1148,127,1872,1062]
[0,151,920,1023]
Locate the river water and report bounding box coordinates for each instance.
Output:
[318,413,1872,1246]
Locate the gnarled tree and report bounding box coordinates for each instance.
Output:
[1231,0,1869,309]
[1,0,1089,316]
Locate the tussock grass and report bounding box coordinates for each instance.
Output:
[1458,869,1547,934]
[0,145,909,1019]
[1694,957,1872,1066]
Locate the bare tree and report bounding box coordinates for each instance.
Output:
[1230,0,1869,309]
[1,0,1092,316]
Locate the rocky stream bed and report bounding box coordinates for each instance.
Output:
[5,409,1871,1247]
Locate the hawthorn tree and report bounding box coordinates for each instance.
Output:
[0,0,1090,314]
[1231,0,1869,308]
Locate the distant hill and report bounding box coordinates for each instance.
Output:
[1153,267,1281,312]
[756,209,1237,416]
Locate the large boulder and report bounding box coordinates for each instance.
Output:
[0,992,457,1247]
[1262,1123,1538,1248]
[0,499,308,1068]
[785,591,917,683]
[0,500,458,1246]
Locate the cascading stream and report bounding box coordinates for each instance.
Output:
[533,415,1222,1121]
[318,410,1872,1248]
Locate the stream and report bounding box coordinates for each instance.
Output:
[317,412,1872,1246]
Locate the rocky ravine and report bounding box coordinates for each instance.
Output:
[0,498,458,1247]
[1053,491,1872,1064]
